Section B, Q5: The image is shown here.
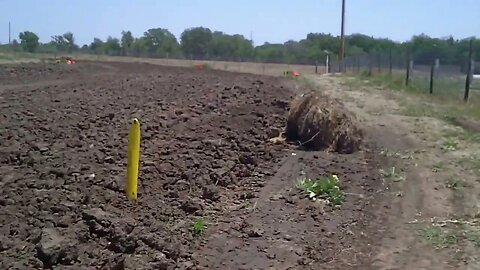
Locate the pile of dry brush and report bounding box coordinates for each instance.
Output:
[285,91,363,153]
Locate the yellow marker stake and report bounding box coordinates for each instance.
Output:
[126,118,140,200]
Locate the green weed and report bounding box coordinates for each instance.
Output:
[296,175,345,206]
[418,226,458,249]
[191,218,207,235]
[432,161,445,172]
[441,137,458,152]
[380,167,405,182]
[464,225,480,247]
[446,177,470,190]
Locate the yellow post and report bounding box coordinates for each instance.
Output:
[126,118,140,200]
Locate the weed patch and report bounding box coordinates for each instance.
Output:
[418,226,458,249]
[191,218,207,235]
[446,176,470,190]
[296,175,345,206]
[441,137,458,152]
[380,167,405,182]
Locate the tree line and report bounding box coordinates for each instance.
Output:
[2,27,479,65]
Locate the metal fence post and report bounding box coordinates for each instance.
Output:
[464,39,474,102]
[405,49,411,86]
[429,62,434,94]
[389,48,393,76]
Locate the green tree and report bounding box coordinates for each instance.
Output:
[89,38,104,54]
[180,27,213,59]
[79,44,90,53]
[62,32,76,53]
[11,39,21,52]
[208,32,253,61]
[104,37,121,56]
[143,28,180,58]
[39,41,58,54]
[255,43,286,63]
[121,30,134,56]
[18,31,39,52]
[51,35,67,52]
[131,37,149,57]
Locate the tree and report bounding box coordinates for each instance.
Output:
[18,31,39,52]
[132,37,150,57]
[14,27,477,66]
[121,30,134,56]
[104,37,121,56]
[254,43,286,63]
[39,41,58,54]
[11,39,21,52]
[79,44,90,53]
[142,28,180,58]
[62,32,76,53]
[89,38,104,54]
[180,27,213,59]
[51,35,67,52]
[208,32,254,61]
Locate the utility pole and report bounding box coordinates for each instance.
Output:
[339,0,345,61]
[8,21,11,44]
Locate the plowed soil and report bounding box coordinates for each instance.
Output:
[0,62,383,269]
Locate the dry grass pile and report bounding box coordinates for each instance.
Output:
[286,91,363,153]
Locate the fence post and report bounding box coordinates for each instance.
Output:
[315,60,318,74]
[429,62,434,94]
[464,39,474,102]
[405,49,411,86]
[389,48,393,76]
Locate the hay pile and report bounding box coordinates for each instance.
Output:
[285,91,363,153]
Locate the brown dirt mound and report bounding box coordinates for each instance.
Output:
[285,91,363,153]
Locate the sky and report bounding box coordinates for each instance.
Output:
[0,0,479,46]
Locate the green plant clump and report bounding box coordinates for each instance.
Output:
[191,218,207,235]
[296,175,345,205]
[418,226,458,249]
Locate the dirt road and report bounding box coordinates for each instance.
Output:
[312,74,480,270]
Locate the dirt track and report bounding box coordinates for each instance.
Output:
[0,62,383,269]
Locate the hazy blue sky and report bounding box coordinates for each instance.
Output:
[0,0,478,46]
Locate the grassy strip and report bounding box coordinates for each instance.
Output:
[344,71,480,122]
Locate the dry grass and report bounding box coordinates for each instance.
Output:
[286,91,363,153]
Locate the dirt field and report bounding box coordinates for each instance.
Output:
[0,61,385,269]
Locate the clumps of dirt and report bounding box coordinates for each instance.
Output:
[285,91,363,153]
[0,62,107,84]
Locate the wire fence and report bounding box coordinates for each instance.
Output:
[329,42,478,102]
